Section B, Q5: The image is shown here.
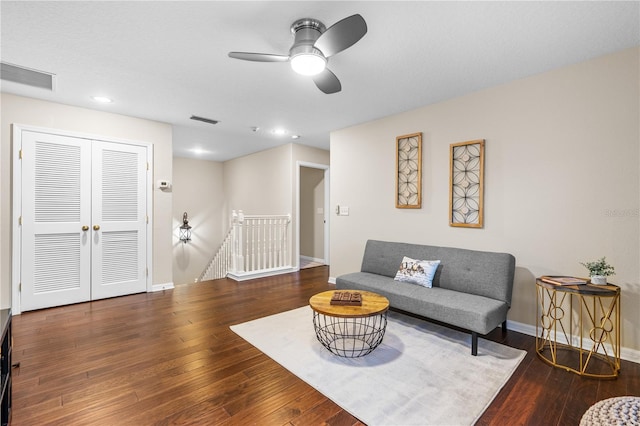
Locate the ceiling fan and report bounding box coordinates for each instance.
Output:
[228,14,367,94]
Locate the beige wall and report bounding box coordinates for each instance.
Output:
[330,47,640,354]
[222,143,329,267]
[300,167,325,260]
[0,93,174,308]
[172,157,224,285]
[223,144,292,218]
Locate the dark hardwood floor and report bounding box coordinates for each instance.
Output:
[11,266,640,425]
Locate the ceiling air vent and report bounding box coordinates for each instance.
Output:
[1,62,55,91]
[190,115,219,125]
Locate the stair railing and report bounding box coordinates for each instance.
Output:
[199,210,292,282]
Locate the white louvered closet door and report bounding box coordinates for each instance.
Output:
[21,132,148,311]
[91,141,147,300]
[21,131,92,311]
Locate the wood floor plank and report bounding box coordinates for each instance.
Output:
[11,266,640,425]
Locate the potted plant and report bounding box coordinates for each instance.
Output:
[580,257,615,285]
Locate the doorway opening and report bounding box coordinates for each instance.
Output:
[297,162,329,270]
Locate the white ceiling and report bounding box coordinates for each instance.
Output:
[2,1,639,162]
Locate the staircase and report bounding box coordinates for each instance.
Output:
[199,210,294,282]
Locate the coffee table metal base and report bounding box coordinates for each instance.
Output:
[312,310,388,358]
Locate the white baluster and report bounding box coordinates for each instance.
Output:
[236,210,245,273]
[268,218,273,269]
[263,218,268,269]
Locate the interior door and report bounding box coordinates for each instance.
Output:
[91,141,147,300]
[21,131,92,311]
[20,131,148,311]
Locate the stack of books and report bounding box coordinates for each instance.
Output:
[540,276,588,286]
[330,291,363,306]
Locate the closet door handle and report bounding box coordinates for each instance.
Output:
[93,225,101,231]
[82,225,89,231]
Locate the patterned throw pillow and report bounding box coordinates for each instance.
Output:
[394,256,441,288]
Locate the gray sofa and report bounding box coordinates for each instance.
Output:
[335,240,516,355]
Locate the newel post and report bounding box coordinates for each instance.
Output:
[231,210,245,273]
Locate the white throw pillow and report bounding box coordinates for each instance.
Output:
[394,256,441,288]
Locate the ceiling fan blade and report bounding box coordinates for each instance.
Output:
[228,52,290,62]
[312,68,341,94]
[314,14,367,58]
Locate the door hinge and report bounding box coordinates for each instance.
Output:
[147,162,149,171]
[18,216,22,226]
[19,149,23,159]
[18,283,21,292]
[146,267,148,277]
[146,215,149,224]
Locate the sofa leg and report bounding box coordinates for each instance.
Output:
[471,332,478,356]
[502,320,507,334]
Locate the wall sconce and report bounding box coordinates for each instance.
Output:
[179,212,192,243]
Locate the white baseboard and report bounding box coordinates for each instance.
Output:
[300,255,325,263]
[152,282,174,292]
[228,267,297,282]
[248,273,640,363]
[506,319,640,364]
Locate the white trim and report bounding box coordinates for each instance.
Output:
[146,144,153,294]
[296,161,330,270]
[323,169,330,264]
[11,123,155,314]
[506,319,640,364]
[621,346,640,364]
[313,274,640,362]
[152,282,174,292]
[228,266,297,282]
[300,255,325,264]
[11,125,22,314]
[9,123,153,147]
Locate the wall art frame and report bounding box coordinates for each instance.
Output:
[449,139,485,227]
[396,132,422,209]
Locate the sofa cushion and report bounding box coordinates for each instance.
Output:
[394,256,440,288]
[336,271,508,335]
[360,240,515,306]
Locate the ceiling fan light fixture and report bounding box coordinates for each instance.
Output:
[290,52,326,76]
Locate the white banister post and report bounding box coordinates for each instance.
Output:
[230,210,237,273]
[285,214,291,267]
[232,210,245,273]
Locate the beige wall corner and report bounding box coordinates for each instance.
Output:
[172,157,224,285]
[329,47,640,352]
[221,143,329,268]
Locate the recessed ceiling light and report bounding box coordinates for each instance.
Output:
[291,135,300,140]
[272,128,287,136]
[91,96,113,103]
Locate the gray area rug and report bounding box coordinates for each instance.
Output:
[231,306,525,425]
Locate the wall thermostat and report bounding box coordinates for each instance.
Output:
[157,180,171,189]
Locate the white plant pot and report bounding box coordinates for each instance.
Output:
[590,275,607,285]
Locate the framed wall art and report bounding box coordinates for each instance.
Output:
[396,132,422,209]
[449,139,484,227]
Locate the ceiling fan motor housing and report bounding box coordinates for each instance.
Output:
[290,18,327,58]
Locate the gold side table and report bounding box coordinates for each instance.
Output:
[535,277,621,378]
